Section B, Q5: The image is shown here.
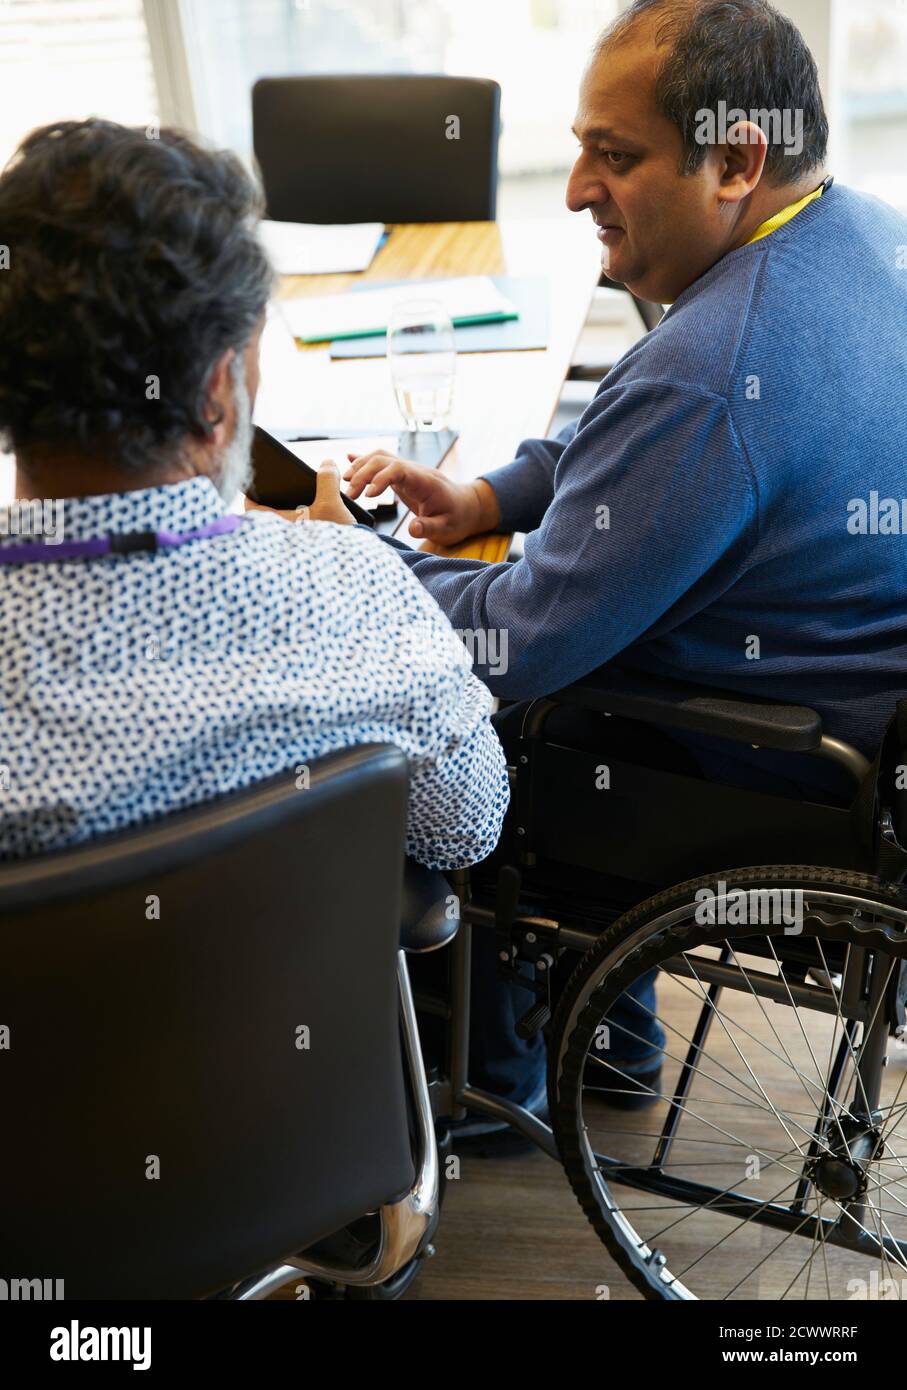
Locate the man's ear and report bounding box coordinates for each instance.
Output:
[716,120,768,206]
[201,347,237,448]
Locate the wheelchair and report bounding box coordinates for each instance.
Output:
[429,665,907,1301]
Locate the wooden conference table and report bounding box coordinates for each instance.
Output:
[275,218,603,563]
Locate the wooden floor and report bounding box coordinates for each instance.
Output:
[402,1147,637,1301]
[274,944,907,1301]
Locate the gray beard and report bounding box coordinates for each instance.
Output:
[215,353,254,504]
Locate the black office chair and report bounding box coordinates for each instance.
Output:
[252,74,501,224]
[0,744,449,1300]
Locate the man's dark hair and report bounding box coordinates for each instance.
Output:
[0,119,273,472]
[597,0,828,183]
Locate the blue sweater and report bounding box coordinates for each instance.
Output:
[383,184,907,764]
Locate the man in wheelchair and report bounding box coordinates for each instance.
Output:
[337,0,907,1123]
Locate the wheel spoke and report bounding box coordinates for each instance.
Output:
[587,1011,788,1119]
[731,939,850,1144]
[658,960,852,1124]
[645,1149,807,1249]
[681,952,825,1162]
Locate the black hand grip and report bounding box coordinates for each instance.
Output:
[516,1000,551,1040]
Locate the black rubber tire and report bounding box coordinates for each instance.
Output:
[547,864,907,1300]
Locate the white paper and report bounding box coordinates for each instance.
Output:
[260,219,384,276]
[282,275,517,343]
[252,302,311,434]
[286,436,399,510]
[252,302,402,436]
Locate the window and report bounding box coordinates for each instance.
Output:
[836,0,907,211]
[179,0,619,215]
[0,0,158,169]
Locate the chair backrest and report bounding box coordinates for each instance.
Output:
[0,745,414,1299]
[252,74,500,223]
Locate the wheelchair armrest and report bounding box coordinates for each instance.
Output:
[549,666,823,753]
[400,863,458,953]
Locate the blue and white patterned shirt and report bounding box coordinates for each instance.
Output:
[0,477,509,867]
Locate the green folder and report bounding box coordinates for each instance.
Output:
[300,308,518,345]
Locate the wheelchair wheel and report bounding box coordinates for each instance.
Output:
[549,866,907,1300]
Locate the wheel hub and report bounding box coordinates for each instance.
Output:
[806,1115,885,1202]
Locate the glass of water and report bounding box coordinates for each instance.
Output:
[387,299,455,432]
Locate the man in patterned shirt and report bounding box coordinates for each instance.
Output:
[0,118,508,873]
[0,118,549,1144]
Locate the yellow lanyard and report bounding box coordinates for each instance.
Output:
[744,177,830,246]
[661,178,831,306]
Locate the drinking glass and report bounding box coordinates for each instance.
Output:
[386,299,456,432]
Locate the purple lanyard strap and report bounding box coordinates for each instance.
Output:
[0,514,243,564]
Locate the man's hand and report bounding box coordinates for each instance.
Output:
[245,459,354,526]
[344,450,500,545]
[307,458,355,524]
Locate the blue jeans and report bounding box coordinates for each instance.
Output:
[467,921,550,1106]
[467,922,662,1104]
[410,916,552,1109]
